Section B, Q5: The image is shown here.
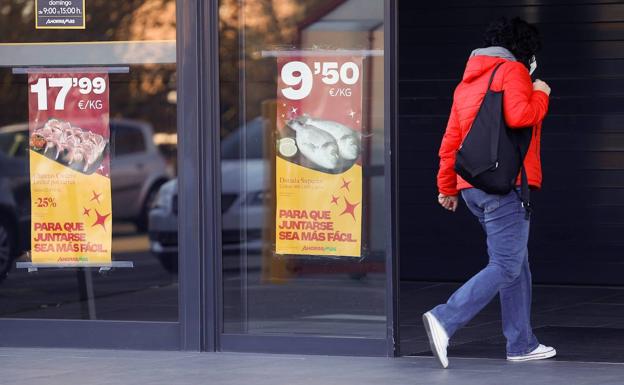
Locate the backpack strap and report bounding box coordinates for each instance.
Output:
[488,62,532,219]
[487,62,505,90]
[514,140,532,220]
[487,63,505,167]
[519,164,531,219]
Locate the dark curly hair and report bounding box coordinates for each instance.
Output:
[483,17,541,68]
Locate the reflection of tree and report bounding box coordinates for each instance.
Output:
[218,0,332,135]
[0,0,177,137]
[0,0,175,43]
[126,0,176,41]
[0,0,340,138]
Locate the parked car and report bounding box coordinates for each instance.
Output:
[148,117,269,273]
[0,119,170,281]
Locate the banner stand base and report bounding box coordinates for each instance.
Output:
[15,261,134,319]
[16,261,134,273]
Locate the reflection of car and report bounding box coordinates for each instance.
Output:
[147,179,178,272]
[109,119,171,231]
[0,119,170,280]
[148,117,268,272]
[0,124,30,281]
[0,119,171,226]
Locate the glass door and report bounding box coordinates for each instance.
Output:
[0,0,188,349]
[217,0,395,355]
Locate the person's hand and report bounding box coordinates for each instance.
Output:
[533,79,551,96]
[438,193,458,212]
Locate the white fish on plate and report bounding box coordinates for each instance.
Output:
[286,119,340,170]
[292,114,361,160]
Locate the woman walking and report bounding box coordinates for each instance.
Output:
[423,17,555,368]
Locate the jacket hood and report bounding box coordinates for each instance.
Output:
[470,46,516,61]
[462,46,516,83]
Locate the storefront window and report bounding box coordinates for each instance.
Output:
[219,0,386,337]
[0,1,178,321]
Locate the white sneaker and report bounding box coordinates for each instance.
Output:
[422,311,449,368]
[507,344,557,362]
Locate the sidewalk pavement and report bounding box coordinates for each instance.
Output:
[1,347,623,385]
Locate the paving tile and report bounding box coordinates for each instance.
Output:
[1,348,623,385]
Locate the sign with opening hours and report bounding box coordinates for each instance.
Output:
[36,0,85,30]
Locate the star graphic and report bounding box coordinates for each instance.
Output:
[348,110,356,118]
[340,177,351,191]
[98,164,105,172]
[340,197,360,221]
[90,190,102,204]
[83,207,91,217]
[91,209,110,230]
[291,107,298,114]
[330,195,339,205]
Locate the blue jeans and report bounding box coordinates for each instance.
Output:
[430,188,539,356]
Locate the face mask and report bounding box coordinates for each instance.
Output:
[529,55,537,75]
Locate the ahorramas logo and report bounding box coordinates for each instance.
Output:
[57,256,88,262]
[46,19,76,25]
[302,246,336,252]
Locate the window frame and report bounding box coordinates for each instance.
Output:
[0,0,202,351]
[209,0,399,357]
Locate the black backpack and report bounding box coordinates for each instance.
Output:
[454,62,533,218]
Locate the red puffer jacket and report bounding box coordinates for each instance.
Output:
[437,55,549,196]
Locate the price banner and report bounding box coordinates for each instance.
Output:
[275,55,364,257]
[28,70,111,265]
[35,0,85,29]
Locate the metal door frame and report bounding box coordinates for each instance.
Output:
[202,0,400,357]
[0,0,203,351]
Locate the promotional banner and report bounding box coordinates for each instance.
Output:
[275,55,364,257]
[28,70,112,264]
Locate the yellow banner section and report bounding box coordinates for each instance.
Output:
[30,151,112,264]
[275,157,362,257]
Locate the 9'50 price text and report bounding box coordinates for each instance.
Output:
[280,61,360,100]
